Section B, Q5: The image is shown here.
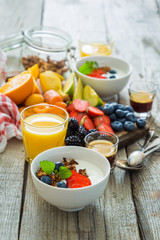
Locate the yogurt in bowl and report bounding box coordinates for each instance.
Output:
[74,55,132,98]
[31,146,110,211]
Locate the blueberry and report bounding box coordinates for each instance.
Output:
[103,104,114,115]
[125,113,137,122]
[136,119,146,128]
[124,105,134,112]
[41,176,51,185]
[55,162,64,171]
[114,104,124,110]
[109,69,117,74]
[115,109,125,118]
[124,121,135,131]
[96,105,104,111]
[117,118,126,124]
[109,75,116,79]
[56,181,68,188]
[108,113,117,122]
[111,121,123,132]
[124,110,130,116]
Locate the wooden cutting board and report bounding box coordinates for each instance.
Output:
[117,125,150,149]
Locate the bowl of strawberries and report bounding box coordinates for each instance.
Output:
[31,146,110,212]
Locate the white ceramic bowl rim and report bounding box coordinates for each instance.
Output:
[31,146,110,191]
[74,55,132,81]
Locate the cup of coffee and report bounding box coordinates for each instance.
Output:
[128,81,158,119]
[84,131,119,171]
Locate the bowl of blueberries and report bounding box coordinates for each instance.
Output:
[74,55,132,98]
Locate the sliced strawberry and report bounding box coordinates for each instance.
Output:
[73,99,90,112]
[97,123,114,134]
[81,115,96,131]
[94,115,111,127]
[69,110,79,119]
[67,171,91,188]
[87,106,104,117]
[69,111,86,125]
[67,103,75,112]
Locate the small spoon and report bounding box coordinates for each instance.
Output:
[128,138,160,166]
[116,135,160,170]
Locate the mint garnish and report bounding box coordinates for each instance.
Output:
[78,61,99,75]
[40,161,55,174]
[58,166,72,179]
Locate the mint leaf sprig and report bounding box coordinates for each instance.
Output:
[40,161,55,174]
[58,166,72,179]
[40,160,72,179]
[78,61,99,75]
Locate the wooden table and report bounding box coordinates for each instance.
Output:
[0,0,160,239]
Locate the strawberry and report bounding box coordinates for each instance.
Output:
[97,123,114,134]
[73,99,90,112]
[69,111,86,124]
[81,115,95,131]
[67,170,91,188]
[94,115,111,127]
[67,103,75,112]
[87,106,104,117]
[69,110,79,119]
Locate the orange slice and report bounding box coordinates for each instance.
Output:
[0,73,34,105]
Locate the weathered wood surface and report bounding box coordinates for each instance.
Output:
[0,0,160,240]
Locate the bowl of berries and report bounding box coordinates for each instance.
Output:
[74,55,132,98]
[31,146,110,212]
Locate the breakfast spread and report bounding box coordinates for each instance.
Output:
[36,157,104,188]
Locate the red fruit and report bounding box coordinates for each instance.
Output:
[67,171,91,188]
[67,103,75,112]
[81,115,95,131]
[87,106,104,117]
[94,115,111,127]
[73,99,90,112]
[69,110,78,119]
[69,111,86,124]
[97,123,114,134]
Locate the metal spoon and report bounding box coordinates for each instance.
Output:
[116,143,160,170]
[115,133,159,171]
[128,138,160,166]
[128,144,160,166]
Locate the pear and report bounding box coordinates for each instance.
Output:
[83,85,103,107]
[39,71,62,93]
[73,78,83,100]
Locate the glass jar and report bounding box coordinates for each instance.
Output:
[0,26,75,76]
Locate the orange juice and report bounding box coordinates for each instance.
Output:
[80,43,112,57]
[21,113,68,160]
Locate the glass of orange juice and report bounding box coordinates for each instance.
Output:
[78,31,114,57]
[20,104,69,162]
[84,131,119,171]
[128,81,157,119]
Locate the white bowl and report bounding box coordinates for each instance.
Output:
[31,146,110,212]
[74,56,132,98]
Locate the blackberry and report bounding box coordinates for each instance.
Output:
[68,118,79,131]
[66,128,75,137]
[87,129,97,134]
[65,135,82,146]
[78,126,88,139]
